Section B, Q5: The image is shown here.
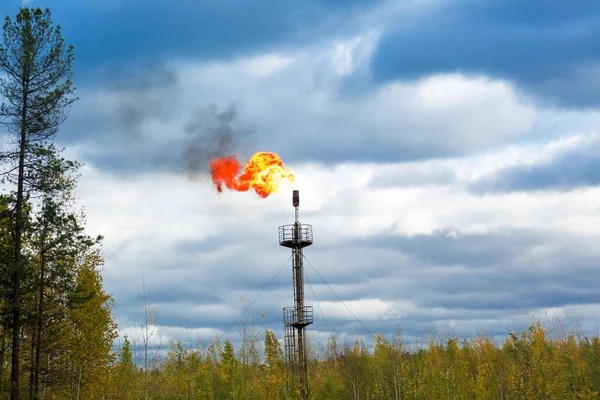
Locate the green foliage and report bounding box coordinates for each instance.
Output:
[0,7,75,143]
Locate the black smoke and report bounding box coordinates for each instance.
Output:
[183,103,254,178]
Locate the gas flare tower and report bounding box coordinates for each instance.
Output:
[279,190,313,400]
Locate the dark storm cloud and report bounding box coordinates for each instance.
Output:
[0,0,384,81]
[471,138,600,193]
[371,0,600,107]
[106,63,179,139]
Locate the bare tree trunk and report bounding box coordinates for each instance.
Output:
[0,327,7,394]
[499,361,505,400]
[446,363,451,400]
[144,292,148,400]
[140,277,151,400]
[29,321,36,400]
[33,242,46,400]
[12,80,28,400]
[393,368,400,400]
[10,57,29,397]
[75,364,82,400]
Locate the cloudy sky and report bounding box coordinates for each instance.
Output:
[2,0,600,354]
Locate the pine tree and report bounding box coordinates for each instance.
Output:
[0,7,75,398]
[110,334,138,399]
[220,340,239,398]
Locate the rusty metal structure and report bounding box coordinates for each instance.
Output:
[279,190,313,400]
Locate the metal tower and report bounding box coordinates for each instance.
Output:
[279,190,313,400]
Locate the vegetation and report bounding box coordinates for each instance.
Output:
[103,318,600,400]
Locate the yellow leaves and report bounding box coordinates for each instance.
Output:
[218,369,229,382]
[353,339,360,358]
[93,318,600,399]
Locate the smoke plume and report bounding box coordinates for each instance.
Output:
[104,63,254,177]
[183,103,254,179]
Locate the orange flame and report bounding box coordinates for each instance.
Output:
[209,152,294,198]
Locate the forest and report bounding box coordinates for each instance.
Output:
[0,5,599,400]
[110,318,600,400]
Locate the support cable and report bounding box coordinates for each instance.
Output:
[304,269,334,342]
[303,254,407,367]
[199,255,292,358]
[304,265,368,384]
[302,254,376,340]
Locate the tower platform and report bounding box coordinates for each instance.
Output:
[278,224,313,248]
[283,306,313,328]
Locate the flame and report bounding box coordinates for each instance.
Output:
[209,152,294,198]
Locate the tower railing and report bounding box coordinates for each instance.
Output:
[283,306,313,327]
[278,224,313,248]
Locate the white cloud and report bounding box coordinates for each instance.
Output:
[357,74,538,151]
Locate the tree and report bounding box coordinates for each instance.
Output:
[219,340,239,398]
[63,250,117,398]
[27,150,97,399]
[112,335,137,398]
[263,329,285,398]
[0,7,75,398]
[264,329,283,369]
